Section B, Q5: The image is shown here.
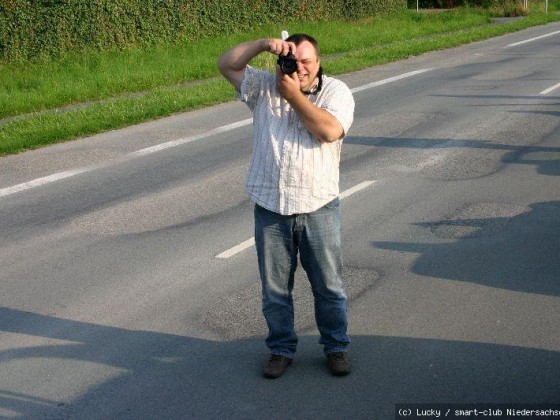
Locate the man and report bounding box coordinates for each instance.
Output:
[217,33,355,378]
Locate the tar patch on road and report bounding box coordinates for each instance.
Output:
[199,266,381,341]
[423,202,529,239]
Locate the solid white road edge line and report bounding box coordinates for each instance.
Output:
[504,30,560,48]
[215,180,377,259]
[0,69,433,199]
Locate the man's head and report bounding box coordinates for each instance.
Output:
[284,33,323,94]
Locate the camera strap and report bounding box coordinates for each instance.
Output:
[303,67,323,96]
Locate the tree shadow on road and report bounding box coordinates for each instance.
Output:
[1,307,559,419]
[373,201,560,297]
[345,136,560,178]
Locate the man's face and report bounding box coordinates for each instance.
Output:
[293,40,321,92]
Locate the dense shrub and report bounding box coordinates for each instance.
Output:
[0,0,406,62]
[406,0,533,17]
[407,0,526,9]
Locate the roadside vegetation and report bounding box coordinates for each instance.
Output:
[1,3,559,156]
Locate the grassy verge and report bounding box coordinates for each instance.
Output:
[1,6,559,156]
[0,10,494,119]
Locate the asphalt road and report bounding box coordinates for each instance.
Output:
[1,22,559,419]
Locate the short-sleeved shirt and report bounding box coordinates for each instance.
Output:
[239,65,355,215]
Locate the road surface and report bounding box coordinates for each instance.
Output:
[1,22,559,419]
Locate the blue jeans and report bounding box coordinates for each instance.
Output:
[254,198,350,358]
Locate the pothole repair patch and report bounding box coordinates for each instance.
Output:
[199,266,381,341]
[426,202,529,239]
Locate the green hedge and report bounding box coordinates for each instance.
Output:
[406,0,525,8]
[0,0,406,62]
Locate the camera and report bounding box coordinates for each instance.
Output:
[277,53,298,74]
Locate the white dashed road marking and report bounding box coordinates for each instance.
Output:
[504,30,560,48]
[540,82,560,95]
[0,70,432,199]
[215,181,377,259]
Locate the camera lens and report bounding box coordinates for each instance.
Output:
[277,54,298,74]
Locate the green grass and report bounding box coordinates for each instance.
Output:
[1,5,560,156]
[0,10,493,119]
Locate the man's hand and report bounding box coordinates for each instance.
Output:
[276,68,302,102]
[269,39,301,101]
[266,39,296,57]
[218,38,296,91]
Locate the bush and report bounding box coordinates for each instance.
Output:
[0,0,407,63]
[406,0,526,8]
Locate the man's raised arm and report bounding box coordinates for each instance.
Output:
[217,38,295,91]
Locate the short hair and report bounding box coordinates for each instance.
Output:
[285,33,321,57]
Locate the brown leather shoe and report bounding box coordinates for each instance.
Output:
[263,354,292,379]
[326,352,352,376]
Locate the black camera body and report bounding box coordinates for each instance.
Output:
[277,53,298,74]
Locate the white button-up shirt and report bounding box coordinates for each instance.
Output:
[239,66,355,215]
